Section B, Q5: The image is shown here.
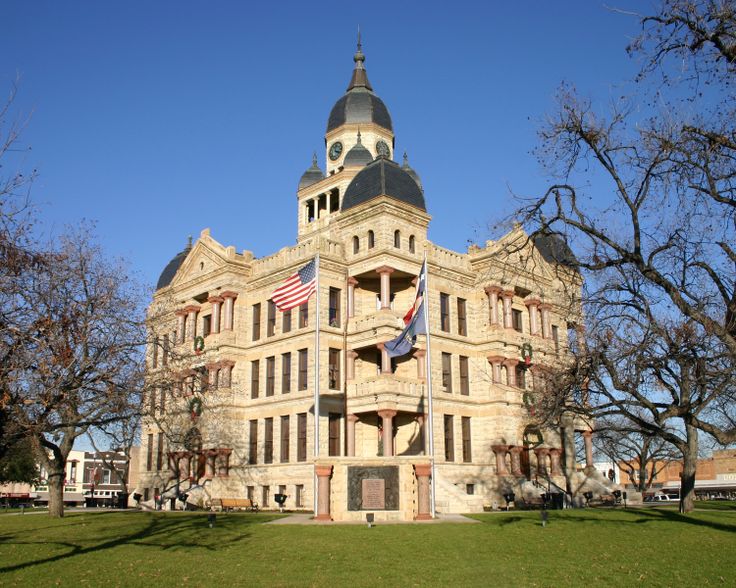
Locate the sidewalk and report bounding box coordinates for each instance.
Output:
[265,512,479,525]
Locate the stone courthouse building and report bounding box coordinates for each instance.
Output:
[137,40,602,520]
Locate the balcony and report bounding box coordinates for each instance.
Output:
[348,375,426,414]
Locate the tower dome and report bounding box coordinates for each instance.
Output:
[326,36,393,133]
[156,238,192,290]
[298,153,325,190]
[342,157,426,211]
[343,131,373,167]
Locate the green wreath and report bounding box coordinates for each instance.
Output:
[193,336,205,354]
[189,397,203,418]
[520,342,533,364]
[523,428,544,447]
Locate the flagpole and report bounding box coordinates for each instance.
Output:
[422,251,437,518]
[313,252,321,517]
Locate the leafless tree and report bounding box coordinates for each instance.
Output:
[508,1,735,513]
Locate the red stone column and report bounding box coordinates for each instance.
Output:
[414,349,426,379]
[184,305,200,342]
[487,355,504,384]
[549,448,564,476]
[376,343,391,374]
[347,277,358,318]
[220,291,238,331]
[504,359,518,387]
[539,304,552,339]
[346,414,359,457]
[492,445,510,475]
[346,350,358,380]
[175,310,187,344]
[208,296,223,334]
[485,286,501,327]
[525,298,541,336]
[583,430,594,469]
[502,290,515,329]
[534,447,550,476]
[378,409,396,456]
[315,465,333,521]
[509,446,523,477]
[376,266,395,310]
[414,463,432,520]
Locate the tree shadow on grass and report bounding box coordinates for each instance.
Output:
[0,512,276,574]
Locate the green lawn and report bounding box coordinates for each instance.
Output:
[0,508,734,587]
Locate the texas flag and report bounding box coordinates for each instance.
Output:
[385,261,427,358]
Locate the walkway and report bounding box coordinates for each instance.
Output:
[265,512,479,525]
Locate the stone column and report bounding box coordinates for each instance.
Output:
[346,414,359,457]
[376,266,394,310]
[539,304,552,339]
[549,448,564,476]
[208,296,223,334]
[414,349,426,379]
[525,298,541,336]
[347,277,358,318]
[205,450,216,478]
[346,350,358,380]
[504,359,518,387]
[415,414,426,454]
[502,290,515,329]
[378,409,396,457]
[185,305,200,341]
[561,426,576,475]
[583,430,594,469]
[534,447,550,476]
[487,355,504,384]
[414,463,432,520]
[376,343,391,374]
[509,446,523,477]
[220,291,238,330]
[484,286,501,326]
[315,465,333,521]
[492,445,510,475]
[175,310,187,344]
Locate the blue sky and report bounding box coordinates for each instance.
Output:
[2,1,642,290]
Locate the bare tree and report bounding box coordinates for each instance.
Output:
[508,0,735,513]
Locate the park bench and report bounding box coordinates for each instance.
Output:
[521,497,545,510]
[219,498,259,512]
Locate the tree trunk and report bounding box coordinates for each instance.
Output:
[679,424,698,514]
[47,467,66,518]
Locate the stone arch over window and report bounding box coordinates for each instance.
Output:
[368,230,375,249]
[394,230,401,249]
[409,235,415,253]
[352,235,360,254]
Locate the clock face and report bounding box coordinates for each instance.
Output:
[376,140,390,158]
[329,141,343,161]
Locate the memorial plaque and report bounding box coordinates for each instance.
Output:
[361,478,386,509]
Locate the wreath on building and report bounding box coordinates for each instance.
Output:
[193,335,205,355]
[189,397,203,419]
[520,342,533,365]
[523,427,544,447]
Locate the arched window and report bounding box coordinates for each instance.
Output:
[394,230,401,249]
[409,235,415,253]
[368,230,375,249]
[352,235,360,254]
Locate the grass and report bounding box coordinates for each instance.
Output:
[0,508,734,587]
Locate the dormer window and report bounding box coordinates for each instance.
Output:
[353,236,360,254]
[394,230,401,249]
[368,230,375,249]
[409,235,415,253]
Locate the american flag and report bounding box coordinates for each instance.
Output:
[271,259,317,311]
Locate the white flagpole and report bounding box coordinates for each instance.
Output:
[313,253,321,516]
[422,251,437,518]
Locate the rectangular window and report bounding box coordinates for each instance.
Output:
[156,432,164,471]
[267,300,276,337]
[162,334,169,366]
[298,302,308,328]
[328,287,341,327]
[282,352,291,393]
[440,293,450,332]
[297,413,307,461]
[552,325,560,353]
[298,349,308,390]
[282,308,292,333]
[466,483,475,495]
[442,352,453,393]
[457,298,467,336]
[328,348,341,390]
[252,303,261,340]
[266,356,275,396]
[328,412,341,457]
[462,416,472,463]
[515,364,526,389]
[251,360,260,399]
[150,387,157,414]
[262,486,270,508]
[146,433,153,471]
[159,387,167,414]
[152,336,159,368]
[459,356,469,395]
[202,314,211,337]
[444,415,455,462]
[249,420,258,464]
[512,308,523,333]
[280,415,290,463]
[296,484,304,508]
[264,418,273,464]
[247,486,254,501]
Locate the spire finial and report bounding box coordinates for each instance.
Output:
[357,129,362,144]
[187,235,193,249]
[312,151,318,167]
[347,28,372,91]
[403,151,409,166]
[357,25,362,52]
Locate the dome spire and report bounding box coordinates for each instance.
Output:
[347,27,373,91]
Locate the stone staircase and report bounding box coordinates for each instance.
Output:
[434,474,486,514]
